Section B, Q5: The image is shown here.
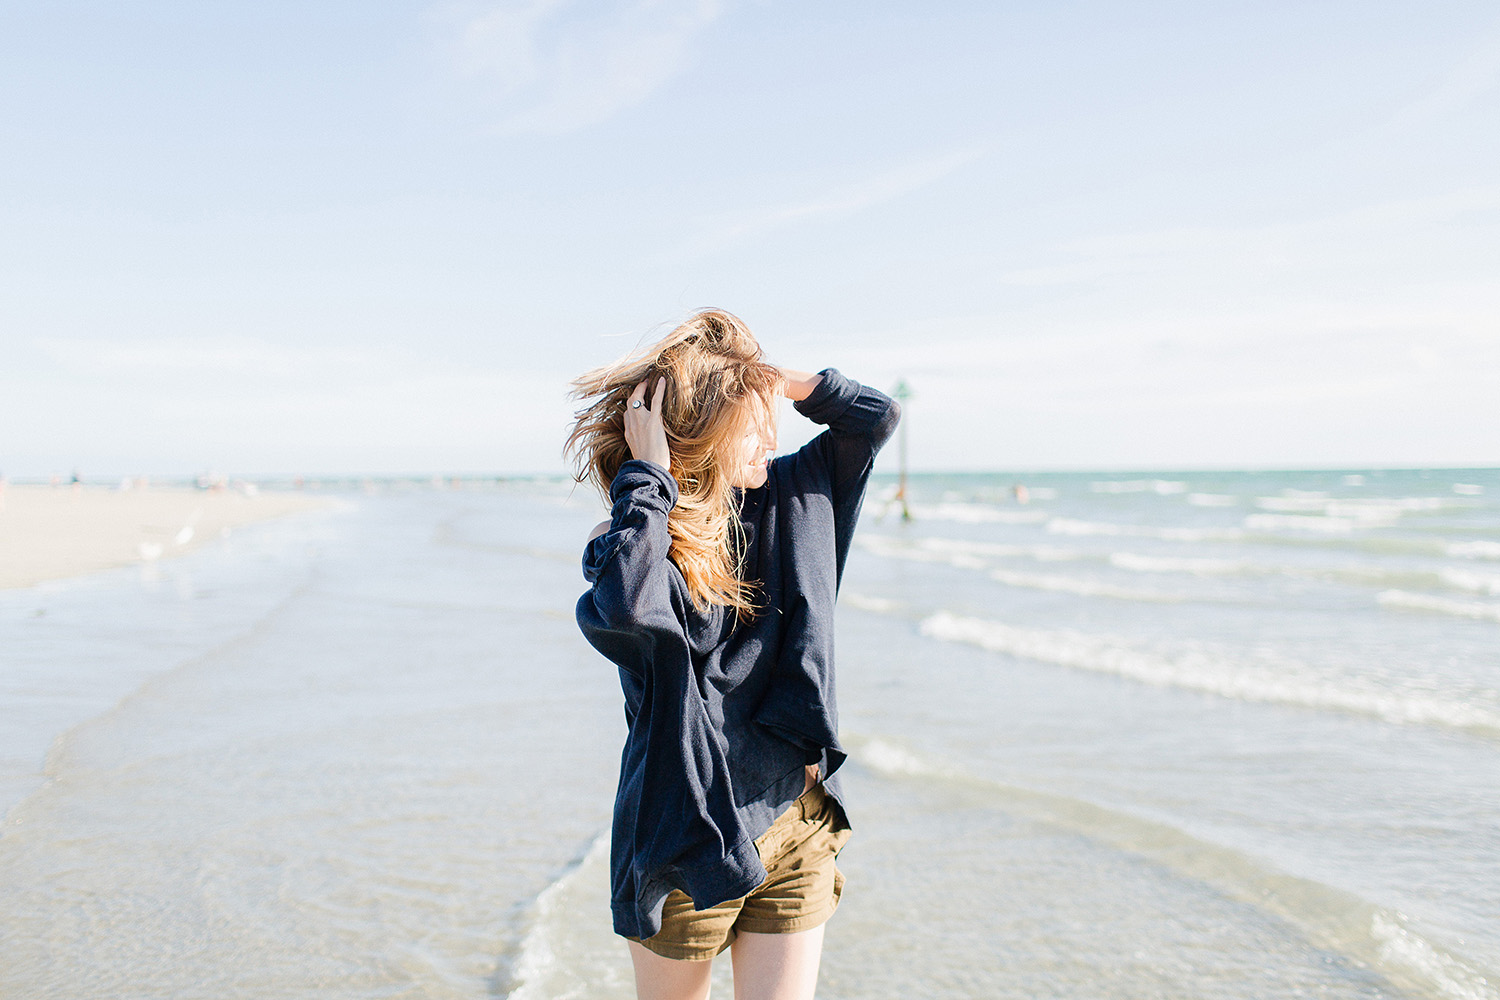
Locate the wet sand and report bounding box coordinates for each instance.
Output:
[0,484,327,589]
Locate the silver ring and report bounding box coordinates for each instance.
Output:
[631,400,643,409]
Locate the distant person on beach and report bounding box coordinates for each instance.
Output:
[566,309,900,1000]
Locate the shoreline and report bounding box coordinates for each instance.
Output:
[0,484,331,590]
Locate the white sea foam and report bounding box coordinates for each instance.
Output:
[1438,569,1500,596]
[1244,513,1358,534]
[1446,540,1500,560]
[857,535,1081,567]
[1187,493,1238,507]
[913,536,1081,562]
[855,736,944,779]
[1046,518,1240,542]
[841,591,903,614]
[854,536,987,570]
[1255,496,1457,524]
[1378,590,1500,623]
[1046,518,1124,537]
[1255,497,1339,513]
[505,833,627,1000]
[910,537,1044,558]
[908,502,1047,524]
[988,568,1183,602]
[917,611,1500,735]
[1108,552,1245,575]
[1339,497,1453,517]
[1371,910,1500,1000]
[1452,483,1484,496]
[1089,479,1188,494]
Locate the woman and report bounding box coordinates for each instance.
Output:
[566,309,900,1000]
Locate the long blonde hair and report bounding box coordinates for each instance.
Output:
[564,309,783,623]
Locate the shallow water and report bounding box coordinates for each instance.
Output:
[1,469,1496,998]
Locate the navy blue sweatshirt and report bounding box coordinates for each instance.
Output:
[576,368,900,939]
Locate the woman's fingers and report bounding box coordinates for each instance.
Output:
[623,377,671,471]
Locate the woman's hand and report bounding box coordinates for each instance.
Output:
[775,367,824,402]
[624,377,672,472]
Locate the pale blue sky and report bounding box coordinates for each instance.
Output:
[3,1,1497,477]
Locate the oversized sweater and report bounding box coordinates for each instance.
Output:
[576,367,900,939]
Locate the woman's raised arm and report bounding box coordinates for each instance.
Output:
[788,368,900,491]
[578,458,684,640]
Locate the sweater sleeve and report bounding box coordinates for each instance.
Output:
[792,367,901,503]
[577,459,686,645]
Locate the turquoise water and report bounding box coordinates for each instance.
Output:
[1,468,1496,999]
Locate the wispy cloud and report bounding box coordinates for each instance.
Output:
[444,0,721,134]
[1383,26,1500,131]
[678,148,986,256]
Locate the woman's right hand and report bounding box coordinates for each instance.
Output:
[624,377,672,472]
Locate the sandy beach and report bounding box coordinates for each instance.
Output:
[0,483,327,590]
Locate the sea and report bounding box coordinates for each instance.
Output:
[2,468,1497,1000]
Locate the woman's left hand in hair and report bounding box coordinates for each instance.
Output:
[775,367,823,402]
[624,377,673,473]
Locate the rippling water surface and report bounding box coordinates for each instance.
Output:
[2,468,1496,999]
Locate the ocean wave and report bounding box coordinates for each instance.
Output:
[1446,540,1500,560]
[907,502,1047,524]
[1187,493,1238,507]
[856,535,1081,568]
[856,536,986,570]
[1244,513,1358,534]
[1452,483,1484,496]
[1378,590,1500,623]
[1110,550,1500,596]
[1108,552,1245,575]
[1438,569,1500,596]
[1254,496,1460,524]
[988,568,1184,602]
[1089,479,1188,495]
[916,611,1500,737]
[1371,911,1499,1000]
[848,734,1500,1000]
[1046,518,1241,542]
[502,832,627,1000]
[840,591,903,615]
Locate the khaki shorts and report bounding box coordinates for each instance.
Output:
[627,781,852,961]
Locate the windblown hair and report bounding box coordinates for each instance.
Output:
[564,308,783,623]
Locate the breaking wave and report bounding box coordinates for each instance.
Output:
[916,611,1500,737]
[1045,518,1241,542]
[849,735,1500,1000]
[1378,590,1500,623]
[987,568,1185,602]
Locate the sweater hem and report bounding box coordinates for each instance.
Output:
[612,837,767,940]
